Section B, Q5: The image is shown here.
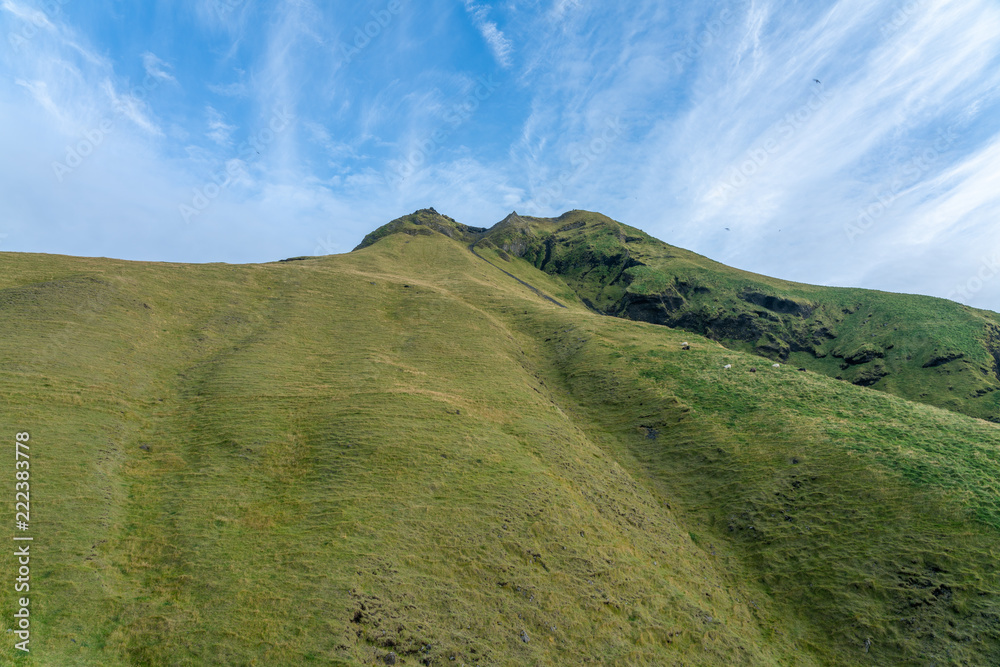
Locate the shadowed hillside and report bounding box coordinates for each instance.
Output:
[470,209,1000,423]
[0,210,999,665]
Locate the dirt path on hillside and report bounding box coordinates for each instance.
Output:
[468,243,567,309]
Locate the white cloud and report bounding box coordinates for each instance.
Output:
[463,1,513,68]
[206,106,236,146]
[3,0,1000,313]
[1,0,54,30]
[141,52,177,84]
[896,131,1000,247]
[573,0,1000,306]
[101,79,162,135]
[14,78,65,123]
[208,80,249,98]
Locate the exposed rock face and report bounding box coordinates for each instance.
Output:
[853,365,889,387]
[844,344,886,365]
[741,290,813,317]
[755,333,791,361]
[353,207,1000,423]
[617,292,686,322]
[923,352,965,368]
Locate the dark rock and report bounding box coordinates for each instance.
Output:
[383,652,398,665]
[139,444,150,451]
[753,331,791,361]
[618,291,685,322]
[844,344,885,365]
[740,290,813,317]
[923,352,964,368]
[749,368,757,373]
[520,630,530,643]
[853,365,889,387]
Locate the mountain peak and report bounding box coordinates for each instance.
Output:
[352,208,487,251]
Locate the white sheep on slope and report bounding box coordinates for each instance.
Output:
[772,363,781,368]
[723,364,732,370]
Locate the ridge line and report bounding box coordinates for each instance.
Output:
[468,242,567,309]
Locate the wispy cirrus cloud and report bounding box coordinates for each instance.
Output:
[141,52,178,85]
[100,79,162,135]
[463,1,513,68]
[561,0,1000,307]
[1,0,1000,314]
[208,78,249,98]
[1,0,55,30]
[14,78,65,123]
[205,106,237,145]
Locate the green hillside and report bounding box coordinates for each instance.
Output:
[473,210,1000,422]
[1,210,1000,665]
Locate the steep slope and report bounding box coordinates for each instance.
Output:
[0,217,998,665]
[353,208,488,251]
[474,210,1000,423]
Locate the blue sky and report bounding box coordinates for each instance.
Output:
[2,1,1000,309]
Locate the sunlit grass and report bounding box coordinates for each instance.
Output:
[0,225,998,665]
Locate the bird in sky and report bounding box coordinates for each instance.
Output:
[813,78,822,84]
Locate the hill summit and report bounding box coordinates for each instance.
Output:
[1,211,999,665]
[360,208,1000,423]
[354,208,488,250]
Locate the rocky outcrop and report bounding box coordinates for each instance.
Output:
[740,290,814,317]
[853,364,889,387]
[844,344,886,365]
[923,352,965,368]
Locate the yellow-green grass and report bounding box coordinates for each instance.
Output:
[474,209,1000,422]
[0,230,997,665]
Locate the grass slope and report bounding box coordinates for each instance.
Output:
[475,210,1000,422]
[0,219,998,665]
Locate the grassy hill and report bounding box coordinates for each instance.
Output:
[473,210,1000,422]
[1,210,999,665]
